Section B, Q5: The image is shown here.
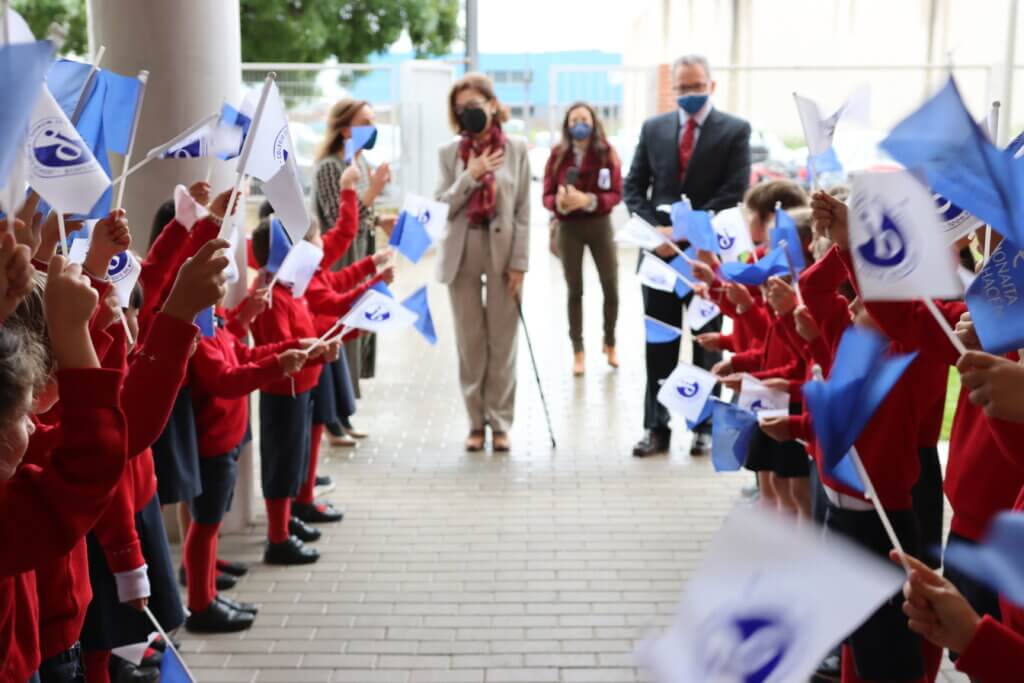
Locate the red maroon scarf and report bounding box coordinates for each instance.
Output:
[458,123,507,225]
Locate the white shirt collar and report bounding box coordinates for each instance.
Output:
[679,102,712,128]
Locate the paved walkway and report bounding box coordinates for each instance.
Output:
[178,188,967,683]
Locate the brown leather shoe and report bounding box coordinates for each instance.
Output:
[492,431,510,452]
[465,429,485,452]
[603,345,619,368]
[572,351,585,376]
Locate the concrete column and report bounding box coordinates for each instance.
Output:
[88,1,254,535]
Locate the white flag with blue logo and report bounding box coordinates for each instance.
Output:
[107,250,141,308]
[638,505,902,683]
[616,215,667,251]
[341,288,418,335]
[238,81,291,182]
[160,113,243,161]
[275,239,323,299]
[684,297,721,331]
[738,375,789,419]
[849,170,962,301]
[638,252,683,293]
[712,206,755,263]
[26,87,110,215]
[933,193,983,243]
[656,363,717,425]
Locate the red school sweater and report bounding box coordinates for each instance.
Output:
[0,369,126,683]
[541,143,623,220]
[791,246,922,510]
[189,320,298,457]
[729,308,806,382]
[858,288,1024,541]
[35,313,197,656]
[251,284,323,395]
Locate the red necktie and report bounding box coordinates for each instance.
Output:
[678,118,698,181]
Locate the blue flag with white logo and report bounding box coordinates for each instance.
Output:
[965,238,1024,354]
[46,60,142,218]
[401,286,437,345]
[159,644,191,683]
[802,327,917,490]
[710,399,756,472]
[645,316,682,344]
[389,210,433,263]
[345,125,377,162]
[944,511,1024,606]
[880,77,1024,248]
[771,207,805,275]
[195,306,216,338]
[682,210,720,254]
[719,246,790,286]
[0,41,54,189]
[266,218,292,274]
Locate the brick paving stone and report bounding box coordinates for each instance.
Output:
[173,188,932,681]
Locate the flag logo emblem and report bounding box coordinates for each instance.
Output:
[697,610,796,683]
[857,214,907,268]
[273,127,289,163]
[699,302,717,317]
[852,189,922,282]
[29,119,93,176]
[718,229,737,250]
[417,210,431,225]
[363,304,391,323]
[108,253,130,279]
[167,139,202,159]
[676,379,700,398]
[749,399,765,413]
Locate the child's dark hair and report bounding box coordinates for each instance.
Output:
[149,199,175,250]
[251,218,271,268]
[744,180,808,222]
[0,318,47,407]
[258,200,274,220]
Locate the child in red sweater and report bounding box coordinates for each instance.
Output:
[0,243,128,683]
[184,301,330,632]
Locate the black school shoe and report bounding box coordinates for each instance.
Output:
[315,475,334,487]
[185,598,255,633]
[264,536,320,565]
[179,565,237,590]
[292,501,343,524]
[216,559,249,577]
[289,516,322,542]
[216,594,259,614]
[109,656,160,683]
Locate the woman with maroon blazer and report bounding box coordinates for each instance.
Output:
[542,102,623,376]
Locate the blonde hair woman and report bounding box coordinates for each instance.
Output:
[435,73,531,452]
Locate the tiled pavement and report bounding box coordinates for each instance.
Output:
[177,187,968,682]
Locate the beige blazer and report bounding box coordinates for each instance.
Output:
[434,136,531,285]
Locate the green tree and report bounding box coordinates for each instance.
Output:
[12,0,88,54]
[12,0,461,63]
[239,0,460,63]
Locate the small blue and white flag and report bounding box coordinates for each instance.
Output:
[265,217,292,274]
[965,238,1024,354]
[341,288,418,335]
[638,505,903,683]
[276,240,323,298]
[719,247,790,286]
[933,193,983,243]
[644,316,682,344]
[684,297,721,331]
[0,40,54,194]
[616,215,667,251]
[159,643,193,683]
[639,251,686,293]
[793,84,870,156]
[849,170,962,301]
[389,194,449,263]
[771,207,806,275]
[261,155,311,247]
[656,363,717,425]
[712,206,754,263]
[709,399,757,472]
[195,306,216,338]
[238,81,291,182]
[401,286,437,345]
[682,210,719,254]
[26,87,111,216]
[345,125,377,163]
[944,511,1024,607]
[160,113,244,161]
[669,198,693,242]
[107,250,141,308]
[738,375,789,418]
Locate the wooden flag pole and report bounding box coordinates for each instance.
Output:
[113,70,149,211]
[219,72,276,240]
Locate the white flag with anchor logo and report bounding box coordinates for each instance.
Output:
[637,505,902,683]
[400,193,449,241]
[340,288,418,335]
[26,87,110,215]
[656,363,717,425]
[850,170,962,301]
[107,250,141,308]
[712,206,755,263]
[638,251,684,293]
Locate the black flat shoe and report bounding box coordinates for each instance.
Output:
[315,475,334,487]
[289,516,322,542]
[179,566,237,590]
[109,656,160,683]
[216,559,249,577]
[690,432,712,456]
[185,598,255,633]
[216,593,258,614]
[292,501,343,524]
[264,536,320,565]
[632,431,670,457]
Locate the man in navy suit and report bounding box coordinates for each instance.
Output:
[625,54,751,457]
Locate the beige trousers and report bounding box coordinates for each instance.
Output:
[448,229,519,433]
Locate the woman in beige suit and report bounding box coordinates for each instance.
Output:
[435,73,531,452]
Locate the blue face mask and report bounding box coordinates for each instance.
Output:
[677,94,709,115]
[569,122,592,141]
